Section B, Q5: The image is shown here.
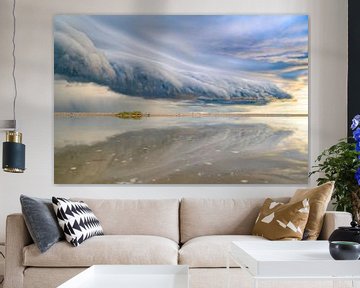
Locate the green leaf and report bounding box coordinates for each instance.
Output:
[310,138,359,215]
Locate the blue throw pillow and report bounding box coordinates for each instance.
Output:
[20,195,64,253]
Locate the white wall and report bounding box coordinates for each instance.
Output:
[0,0,348,242]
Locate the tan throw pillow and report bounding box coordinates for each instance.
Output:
[289,181,334,240]
[252,198,310,240]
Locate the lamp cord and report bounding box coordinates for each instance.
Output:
[11,0,17,130]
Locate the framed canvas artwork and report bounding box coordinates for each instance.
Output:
[54,15,308,184]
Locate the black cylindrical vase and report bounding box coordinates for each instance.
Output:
[2,131,25,173]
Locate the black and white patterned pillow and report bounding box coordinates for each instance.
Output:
[52,197,104,247]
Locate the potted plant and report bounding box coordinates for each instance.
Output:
[309,115,360,222]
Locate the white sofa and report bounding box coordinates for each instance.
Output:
[4,198,352,288]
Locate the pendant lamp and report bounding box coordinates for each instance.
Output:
[1,0,25,173]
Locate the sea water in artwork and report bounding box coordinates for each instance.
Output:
[54,15,308,184]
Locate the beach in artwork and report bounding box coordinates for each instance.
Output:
[54,15,308,184]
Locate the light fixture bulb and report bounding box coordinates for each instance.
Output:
[2,131,25,173]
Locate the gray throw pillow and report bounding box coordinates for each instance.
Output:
[20,195,64,253]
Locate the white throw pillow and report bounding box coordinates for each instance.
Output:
[52,197,103,247]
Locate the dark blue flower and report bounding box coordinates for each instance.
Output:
[354,128,360,142]
[357,142,360,152]
[352,115,360,130]
[356,168,360,186]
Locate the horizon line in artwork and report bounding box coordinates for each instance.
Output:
[54,112,308,117]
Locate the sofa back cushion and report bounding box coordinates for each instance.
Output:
[72,198,179,243]
[180,198,289,243]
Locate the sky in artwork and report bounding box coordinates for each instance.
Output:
[54,15,308,112]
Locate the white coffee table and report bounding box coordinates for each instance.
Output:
[58,265,189,288]
[228,241,360,288]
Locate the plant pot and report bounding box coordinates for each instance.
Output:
[329,221,360,244]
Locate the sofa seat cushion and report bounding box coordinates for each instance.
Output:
[23,235,179,267]
[179,235,267,268]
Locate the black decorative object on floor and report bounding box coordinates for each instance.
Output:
[329,241,360,260]
[52,197,104,247]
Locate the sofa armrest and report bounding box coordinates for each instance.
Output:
[4,214,32,288]
[318,211,352,240]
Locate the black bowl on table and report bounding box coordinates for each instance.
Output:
[329,241,360,260]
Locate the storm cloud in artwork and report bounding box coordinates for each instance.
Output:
[54,15,307,108]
